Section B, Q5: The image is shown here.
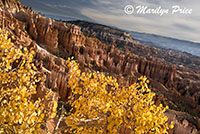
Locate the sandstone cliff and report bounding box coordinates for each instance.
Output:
[0,0,200,133]
[69,20,200,118]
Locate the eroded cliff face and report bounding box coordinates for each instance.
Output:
[17,11,175,86]
[0,0,22,11]
[24,12,200,118]
[70,20,200,118]
[70,20,200,71]
[0,0,200,133]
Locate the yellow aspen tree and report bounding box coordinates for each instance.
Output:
[0,29,57,133]
[0,28,174,134]
[65,58,174,134]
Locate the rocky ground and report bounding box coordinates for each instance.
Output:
[0,0,200,133]
[69,20,200,117]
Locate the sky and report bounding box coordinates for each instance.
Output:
[19,0,200,43]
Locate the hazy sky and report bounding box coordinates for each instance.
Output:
[19,0,200,43]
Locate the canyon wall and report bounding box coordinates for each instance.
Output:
[17,12,176,87]
[0,1,200,133]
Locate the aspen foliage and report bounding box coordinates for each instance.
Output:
[0,28,174,134]
[0,29,57,133]
[65,59,174,134]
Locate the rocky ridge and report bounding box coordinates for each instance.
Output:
[69,20,200,117]
[0,0,200,133]
[69,20,200,71]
